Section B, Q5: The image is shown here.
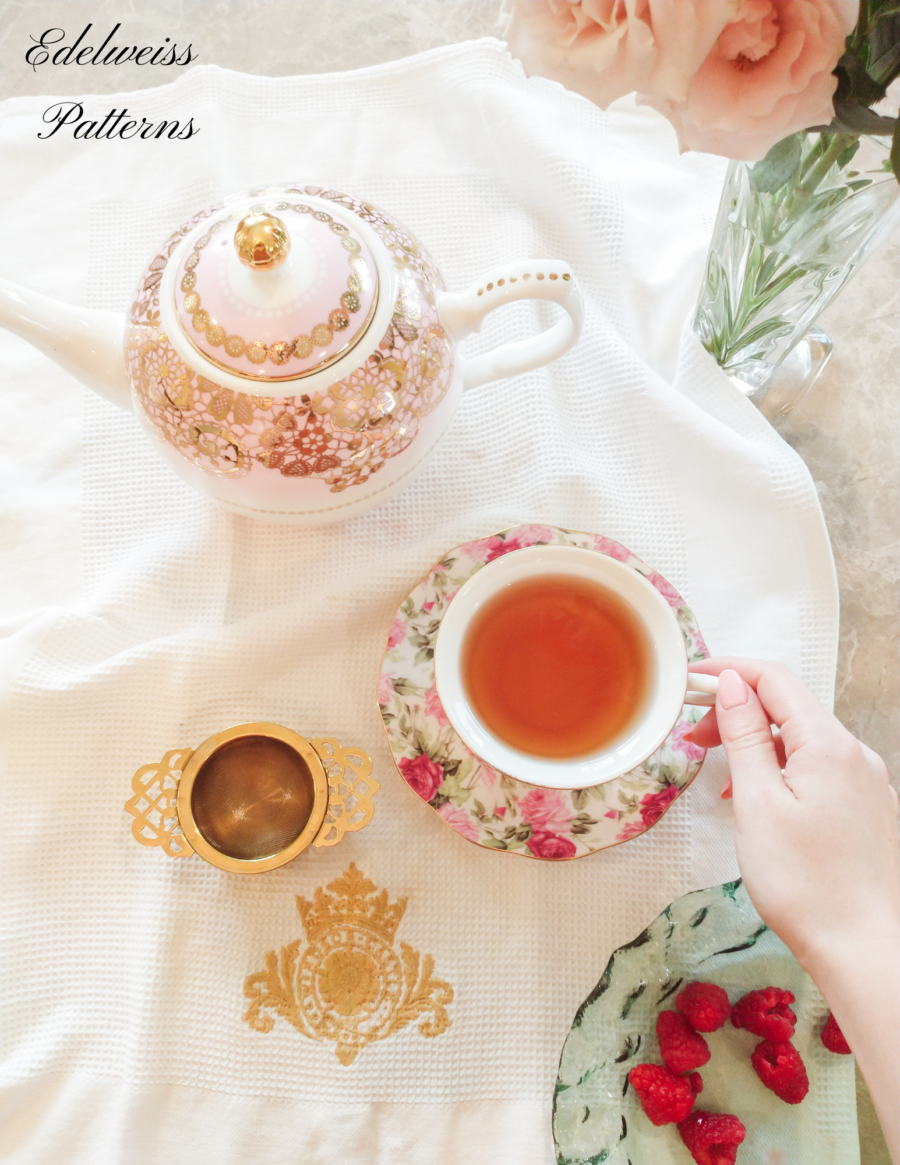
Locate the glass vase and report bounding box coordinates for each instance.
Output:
[694,133,900,419]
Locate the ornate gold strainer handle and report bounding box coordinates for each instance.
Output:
[311,739,379,848]
[125,748,196,858]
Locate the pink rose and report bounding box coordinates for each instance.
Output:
[438,803,481,843]
[485,527,556,561]
[510,524,556,546]
[638,784,680,827]
[377,672,395,706]
[616,819,647,841]
[387,614,407,650]
[645,570,684,608]
[504,0,738,108]
[398,754,444,801]
[462,528,555,565]
[462,535,506,563]
[648,0,858,160]
[670,718,706,762]
[527,831,578,860]
[423,685,450,726]
[592,534,632,563]
[480,762,499,787]
[519,787,573,833]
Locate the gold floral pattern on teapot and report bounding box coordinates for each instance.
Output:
[125,187,454,494]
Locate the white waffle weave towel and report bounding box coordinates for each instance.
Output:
[0,40,847,1165]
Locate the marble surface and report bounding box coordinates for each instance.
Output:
[779,236,899,787]
[1,3,896,1162]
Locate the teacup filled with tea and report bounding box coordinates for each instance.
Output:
[433,545,717,789]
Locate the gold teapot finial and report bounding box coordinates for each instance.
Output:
[234,213,291,270]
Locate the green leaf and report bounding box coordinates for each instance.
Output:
[892,120,900,183]
[866,12,900,86]
[439,769,471,808]
[391,677,423,697]
[837,137,861,169]
[572,788,589,811]
[749,134,802,193]
[835,53,887,106]
[832,97,897,135]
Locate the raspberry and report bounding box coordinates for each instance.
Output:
[687,1071,704,1095]
[678,1110,746,1165]
[656,1010,711,1073]
[627,1063,696,1125]
[751,1039,810,1104]
[731,987,796,1040]
[821,1012,852,1055]
[677,982,732,1032]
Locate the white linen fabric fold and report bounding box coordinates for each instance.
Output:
[0,41,850,1165]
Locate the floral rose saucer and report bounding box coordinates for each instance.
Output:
[377,525,711,861]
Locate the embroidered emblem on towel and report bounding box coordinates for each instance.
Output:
[243,863,453,1064]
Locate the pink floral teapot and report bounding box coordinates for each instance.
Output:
[0,184,583,525]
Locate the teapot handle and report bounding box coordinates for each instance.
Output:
[438,261,583,392]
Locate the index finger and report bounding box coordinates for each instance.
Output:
[688,656,834,753]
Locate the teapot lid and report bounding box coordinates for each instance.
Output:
[172,197,379,382]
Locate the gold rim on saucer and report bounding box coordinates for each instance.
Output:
[125,722,378,874]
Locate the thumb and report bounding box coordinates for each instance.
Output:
[716,669,786,806]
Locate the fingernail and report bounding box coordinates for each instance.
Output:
[718,669,749,710]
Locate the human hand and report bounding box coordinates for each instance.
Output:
[687,658,900,1162]
[686,658,900,975]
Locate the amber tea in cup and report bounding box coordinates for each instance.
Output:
[462,575,651,759]
[434,543,718,790]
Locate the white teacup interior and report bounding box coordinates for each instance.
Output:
[433,545,690,790]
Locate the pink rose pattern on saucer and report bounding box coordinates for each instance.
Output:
[378,525,710,861]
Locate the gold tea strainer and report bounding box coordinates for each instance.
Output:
[125,723,378,874]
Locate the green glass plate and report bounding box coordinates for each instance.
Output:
[553,880,858,1165]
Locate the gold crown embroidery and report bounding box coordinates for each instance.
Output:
[243,863,453,1065]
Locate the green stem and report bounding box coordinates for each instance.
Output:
[796,132,857,198]
[798,136,826,181]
